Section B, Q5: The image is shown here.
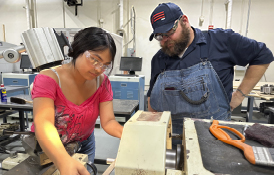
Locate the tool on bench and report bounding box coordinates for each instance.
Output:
[10,96,33,104]
[210,120,274,167]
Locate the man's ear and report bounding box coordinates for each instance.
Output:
[181,15,189,23]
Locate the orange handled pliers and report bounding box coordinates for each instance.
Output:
[209,120,256,165]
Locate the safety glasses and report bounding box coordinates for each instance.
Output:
[85,51,111,70]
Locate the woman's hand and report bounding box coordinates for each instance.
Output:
[58,157,90,175]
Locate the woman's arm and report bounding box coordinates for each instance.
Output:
[99,101,123,138]
[33,97,89,175]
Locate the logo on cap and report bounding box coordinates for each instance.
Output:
[151,11,165,24]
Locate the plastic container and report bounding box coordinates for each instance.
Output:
[1,84,7,103]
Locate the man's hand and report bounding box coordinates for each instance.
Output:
[230,64,270,111]
[230,90,245,111]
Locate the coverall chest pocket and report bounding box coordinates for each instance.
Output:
[161,74,220,117]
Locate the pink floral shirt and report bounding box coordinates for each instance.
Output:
[31,74,113,144]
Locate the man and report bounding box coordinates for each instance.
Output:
[147,3,273,138]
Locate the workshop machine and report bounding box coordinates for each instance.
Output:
[1,111,274,174]
[1,27,274,174]
[3,134,92,175]
[101,111,274,175]
[0,121,93,174]
[0,28,66,71]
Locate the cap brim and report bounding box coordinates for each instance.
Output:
[149,20,175,41]
[149,33,154,41]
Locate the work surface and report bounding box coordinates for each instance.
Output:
[0,95,32,110]
[194,120,274,175]
[0,96,137,174]
[6,86,29,94]
[0,95,138,114]
[233,81,274,101]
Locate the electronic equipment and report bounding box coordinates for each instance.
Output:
[260,84,274,94]
[119,57,142,75]
[0,28,68,71]
[20,54,33,71]
[259,102,274,115]
[114,116,274,175]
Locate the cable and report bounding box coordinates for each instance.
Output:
[123,6,136,48]
[86,161,97,175]
[264,74,267,82]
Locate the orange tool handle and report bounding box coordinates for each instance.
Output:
[209,120,245,142]
[209,120,255,164]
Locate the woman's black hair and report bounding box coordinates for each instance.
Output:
[68,27,116,75]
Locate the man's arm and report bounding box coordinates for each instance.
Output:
[147,97,157,112]
[230,64,270,110]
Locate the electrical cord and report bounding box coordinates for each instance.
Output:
[86,161,97,175]
[264,74,267,82]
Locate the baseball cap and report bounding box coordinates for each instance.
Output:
[149,3,183,41]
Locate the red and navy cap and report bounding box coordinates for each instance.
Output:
[149,3,183,41]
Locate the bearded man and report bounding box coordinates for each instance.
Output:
[147,2,273,146]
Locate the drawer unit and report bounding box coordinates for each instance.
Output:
[2,73,37,96]
[109,75,145,110]
[112,87,139,100]
[3,78,28,86]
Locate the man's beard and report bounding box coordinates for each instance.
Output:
[161,24,190,57]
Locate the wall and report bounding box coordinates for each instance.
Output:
[0,0,274,85]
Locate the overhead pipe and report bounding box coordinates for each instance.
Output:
[239,0,245,34]
[131,7,136,52]
[25,0,31,29]
[32,0,37,28]
[199,0,205,26]
[63,0,66,28]
[2,24,6,42]
[225,0,233,29]
[25,0,37,29]
[123,6,135,48]
[119,0,123,30]
[209,0,214,26]
[245,0,252,37]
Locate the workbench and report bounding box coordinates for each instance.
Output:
[0,96,139,174]
[0,95,139,132]
[0,86,30,123]
[5,85,29,96]
[246,91,274,123]
[2,73,37,96]
[0,94,32,131]
[184,118,274,175]
[233,81,274,123]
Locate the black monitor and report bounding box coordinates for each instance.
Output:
[119,57,142,75]
[20,54,34,72]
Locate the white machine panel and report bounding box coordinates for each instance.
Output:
[115,111,172,175]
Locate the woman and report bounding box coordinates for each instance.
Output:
[31,27,123,175]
